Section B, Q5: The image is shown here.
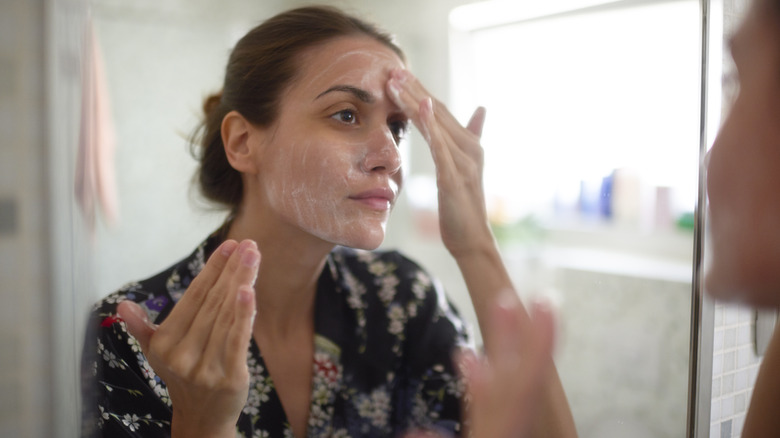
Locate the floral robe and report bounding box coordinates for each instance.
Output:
[81,232,471,437]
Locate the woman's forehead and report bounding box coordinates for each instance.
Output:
[293,36,405,94]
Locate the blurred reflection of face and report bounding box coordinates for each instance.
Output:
[705,0,780,306]
[255,36,407,250]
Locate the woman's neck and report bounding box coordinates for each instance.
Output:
[225,209,333,339]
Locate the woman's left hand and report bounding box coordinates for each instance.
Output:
[459,295,557,438]
[386,69,491,258]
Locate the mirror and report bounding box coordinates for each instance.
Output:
[39,0,714,436]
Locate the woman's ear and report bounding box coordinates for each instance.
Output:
[222,110,262,174]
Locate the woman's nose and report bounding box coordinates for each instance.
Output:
[361,128,402,175]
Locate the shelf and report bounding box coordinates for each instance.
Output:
[499,222,695,283]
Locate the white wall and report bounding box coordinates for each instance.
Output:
[0,0,51,436]
[89,0,277,298]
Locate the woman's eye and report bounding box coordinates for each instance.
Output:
[389,120,409,144]
[332,109,357,124]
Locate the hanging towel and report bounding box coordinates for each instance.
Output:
[75,15,119,235]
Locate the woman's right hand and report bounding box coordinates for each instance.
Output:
[117,239,260,438]
[403,294,557,438]
[459,294,557,438]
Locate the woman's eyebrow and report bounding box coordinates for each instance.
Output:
[315,85,375,103]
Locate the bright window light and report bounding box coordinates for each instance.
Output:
[449,0,701,230]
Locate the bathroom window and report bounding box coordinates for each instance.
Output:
[449,0,701,241]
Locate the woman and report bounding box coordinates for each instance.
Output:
[705,0,780,435]
[81,5,575,438]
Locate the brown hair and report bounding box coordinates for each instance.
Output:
[191,5,405,213]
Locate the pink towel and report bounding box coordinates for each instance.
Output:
[75,16,119,235]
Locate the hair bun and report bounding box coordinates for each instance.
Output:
[203,91,223,117]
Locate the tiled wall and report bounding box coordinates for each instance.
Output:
[709,304,762,438]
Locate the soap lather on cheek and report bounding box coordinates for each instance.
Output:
[279,147,355,242]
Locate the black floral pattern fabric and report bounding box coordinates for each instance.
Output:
[81,231,471,438]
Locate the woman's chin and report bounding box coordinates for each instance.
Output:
[337,227,386,251]
[347,234,385,251]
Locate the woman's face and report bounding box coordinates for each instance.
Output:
[251,36,407,250]
[705,0,780,306]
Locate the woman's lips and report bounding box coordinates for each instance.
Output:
[349,187,395,210]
